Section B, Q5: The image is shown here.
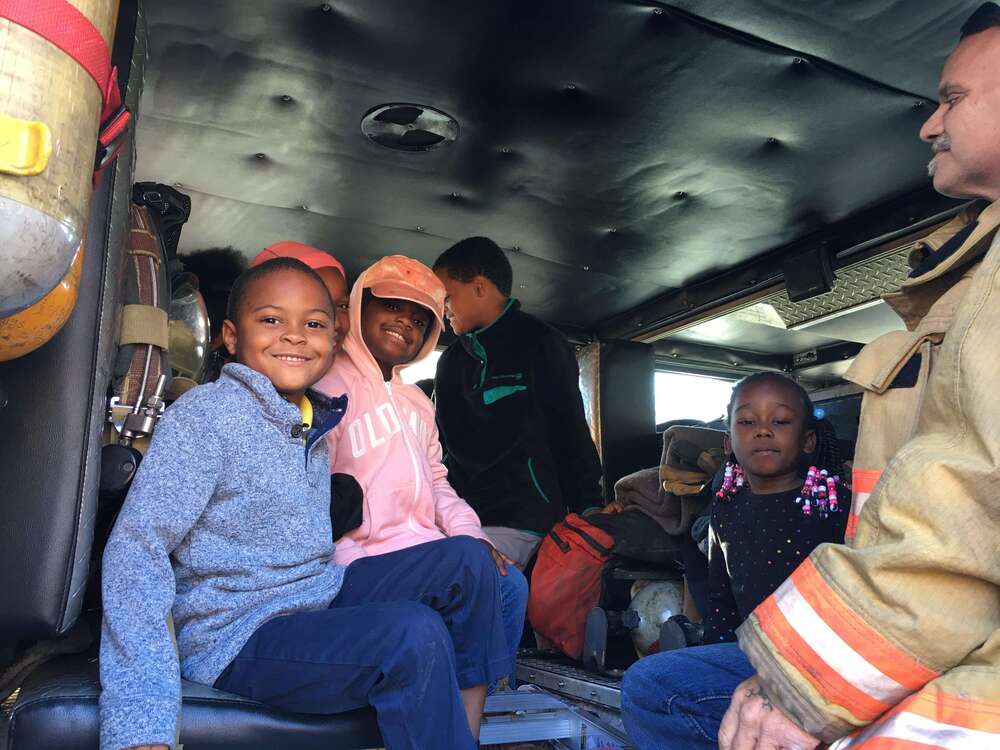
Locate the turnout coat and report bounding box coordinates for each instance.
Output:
[737,200,1000,747]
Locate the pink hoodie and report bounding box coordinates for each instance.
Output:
[314,255,488,566]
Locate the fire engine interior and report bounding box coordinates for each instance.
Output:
[0,0,977,748]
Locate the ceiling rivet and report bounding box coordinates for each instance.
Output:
[415,226,424,232]
[583,265,590,271]
[766,137,778,145]
[450,192,460,199]
[792,57,805,65]
[512,245,521,252]
[912,100,925,109]
[254,152,267,160]
[519,283,528,289]
[500,146,511,154]
[675,191,687,199]
[566,83,578,91]
[653,6,664,14]
[301,205,309,211]
[320,3,332,11]
[280,94,293,103]
[608,227,617,233]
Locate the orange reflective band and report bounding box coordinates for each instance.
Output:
[755,597,893,722]
[831,709,999,749]
[901,687,1000,734]
[846,513,859,541]
[791,561,938,691]
[852,468,882,493]
[846,469,881,542]
[838,739,942,749]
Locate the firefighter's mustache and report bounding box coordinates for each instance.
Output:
[927,134,952,177]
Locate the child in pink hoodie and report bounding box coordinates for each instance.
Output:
[314,255,528,677]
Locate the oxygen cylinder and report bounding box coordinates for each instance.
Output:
[0,238,83,362]
[0,0,120,322]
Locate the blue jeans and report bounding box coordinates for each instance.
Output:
[496,563,528,690]
[622,643,755,750]
[215,537,508,750]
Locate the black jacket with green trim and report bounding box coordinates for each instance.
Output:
[434,300,604,535]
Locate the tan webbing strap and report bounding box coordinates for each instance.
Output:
[119,304,170,350]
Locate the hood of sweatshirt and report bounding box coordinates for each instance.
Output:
[344,254,445,383]
[313,256,487,566]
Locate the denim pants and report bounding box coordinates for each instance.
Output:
[214,537,509,750]
[621,643,755,750]
[496,562,528,690]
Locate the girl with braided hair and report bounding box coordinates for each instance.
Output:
[622,372,848,750]
[705,372,849,643]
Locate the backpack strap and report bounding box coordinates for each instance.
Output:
[0,0,132,179]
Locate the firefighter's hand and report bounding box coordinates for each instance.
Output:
[719,676,821,750]
[601,501,625,513]
[480,539,513,575]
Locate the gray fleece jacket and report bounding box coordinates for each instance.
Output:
[99,363,348,750]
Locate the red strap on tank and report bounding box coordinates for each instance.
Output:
[0,0,132,176]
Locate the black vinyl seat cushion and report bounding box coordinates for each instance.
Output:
[3,656,382,750]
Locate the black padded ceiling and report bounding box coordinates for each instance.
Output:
[135,0,969,330]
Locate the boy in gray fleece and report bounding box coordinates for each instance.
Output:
[100,258,509,750]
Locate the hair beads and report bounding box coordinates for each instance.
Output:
[717,461,745,500]
[795,466,840,518]
[717,461,842,517]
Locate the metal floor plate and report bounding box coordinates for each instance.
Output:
[481,686,633,748]
[517,653,624,710]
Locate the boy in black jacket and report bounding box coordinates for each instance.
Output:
[433,237,604,568]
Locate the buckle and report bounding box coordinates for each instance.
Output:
[94,103,132,172]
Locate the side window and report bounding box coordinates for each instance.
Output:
[655,371,735,426]
[400,349,443,384]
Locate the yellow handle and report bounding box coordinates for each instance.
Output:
[0,115,52,175]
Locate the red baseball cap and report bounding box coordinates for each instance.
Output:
[250,241,346,278]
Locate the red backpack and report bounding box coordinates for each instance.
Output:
[528,514,614,659]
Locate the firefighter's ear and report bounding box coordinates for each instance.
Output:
[222,318,238,356]
[802,427,817,455]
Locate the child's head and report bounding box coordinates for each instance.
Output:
[725,372,816,489]
[250,241,350,340]
[432,236,512,335]
[222,258,337,402]
[354,255,446,381]
[177,246,247,343]
[361,290,432,379]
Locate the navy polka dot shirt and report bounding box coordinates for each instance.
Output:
[704,485,848,643]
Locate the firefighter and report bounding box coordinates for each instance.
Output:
[623,4,1000,749]
[724,5,1000,748]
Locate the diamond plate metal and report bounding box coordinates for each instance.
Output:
[766,248,912,327]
